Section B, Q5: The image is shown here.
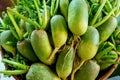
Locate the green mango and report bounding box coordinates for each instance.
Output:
[31,29,54,65]
[74,60,100,80]
[97,16,117,44]
[56,46,75,80]
[0,30,17,56]
[17,39,38,62]
[25,22,35,35]
[50,15,68,48]
[59,0,69,21]
[77,26,99,60]
[48,15,68,62]
[68,0,88,36]
[26,63,61,80]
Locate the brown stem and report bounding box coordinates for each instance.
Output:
[48,47,59,61]
[71,60,85,80]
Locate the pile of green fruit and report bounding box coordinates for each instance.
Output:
[0,0,120,80]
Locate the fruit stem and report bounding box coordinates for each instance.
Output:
[2,59,29,70]
[71,60,85,80]
[7,8,40,28]
[90,0,107,25]
[48,47,59,62]
[93,7,117,28]
[0,70,27,75]
[33,0,42,26]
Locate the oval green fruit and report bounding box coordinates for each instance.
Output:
[59,0,69,20]
[17,39,38,62]
[31,30,54,65]
[77,26,99,60]
[68,0,88,36]
[51,15,68,48]
[74,60,100,80]
[97,16,117,44]
[26,63,61,80]
[0,30,16,56]
[56,47,74,80]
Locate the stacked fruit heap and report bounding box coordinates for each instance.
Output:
[0,0,120,80]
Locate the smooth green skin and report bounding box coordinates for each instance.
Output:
[59,0,69,21]
[68,0,88,36]
[99,51,118,70]
[77,26,99,60]
[25,22,35,34]
[56,47,74,80]
[26,63,61,80]
[50,15,68,48]
[17,39,38,62]
[74,60,100,80]
[97,16,117,44]
[31,30,54,65]
[0,30,16,56]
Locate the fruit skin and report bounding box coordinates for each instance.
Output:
[31,29,54,65]
[97,16,117,44]
[26,63,61,80]
[56,47,75,80]
[0,30,17,56]
[17,39,38,62]
[77,26,99,60]
[25,22,35,35]
[59,0,69,20]
[50,15,68,48]
[68,0,88,36]
[74,60,100,80]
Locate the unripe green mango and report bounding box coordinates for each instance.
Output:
[0,30,17,56]
[50,15,68,48]
[59,0,69,21]
[17,39,38,62]
[25,22,35,35]
[97,16,117,44]
[68,0,88,36]
[26,63,61,80]
[74,60,100,80]
[48,15,68,62]
[77,26,99,60]
[56,47,75,80]
[31,29,54,65]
